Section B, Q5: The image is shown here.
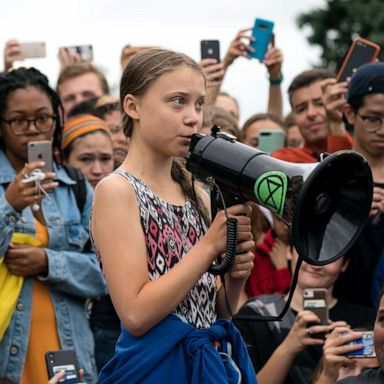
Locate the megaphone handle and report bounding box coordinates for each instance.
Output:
[208,218,238,275]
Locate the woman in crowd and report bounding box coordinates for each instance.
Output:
[61,113,117,372]
[0,67,106,383]
[234,248,376,384]
[62,114,114,188]
[91,48,256,383]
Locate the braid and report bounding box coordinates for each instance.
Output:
[0,67,64,159]
[171,158,210,226]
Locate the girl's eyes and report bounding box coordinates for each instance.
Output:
[171,97,205,109]
[79,157,93,164]
[196,99,205,109]
[173,97,185,105]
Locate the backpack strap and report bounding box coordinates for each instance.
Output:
[61,164,87,213]
[244,295,296,335]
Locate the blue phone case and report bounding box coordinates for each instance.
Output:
[249,18,274,61]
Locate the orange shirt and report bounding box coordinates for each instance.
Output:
[272,134,354,163]
[20,220,61,384]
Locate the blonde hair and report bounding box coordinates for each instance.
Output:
[119,48,205,138]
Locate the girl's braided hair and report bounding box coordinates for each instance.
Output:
[0,67,64,158]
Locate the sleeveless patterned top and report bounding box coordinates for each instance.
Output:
[116,170,217,328]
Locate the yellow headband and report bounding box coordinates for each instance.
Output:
[62,114,108,150]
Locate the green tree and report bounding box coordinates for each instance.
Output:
[296,0,384,71]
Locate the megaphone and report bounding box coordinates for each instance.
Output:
[186,131,373,268]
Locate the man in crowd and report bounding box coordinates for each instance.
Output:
[57,62,109,117]
[334,62,384,307]
[273,68,353,162]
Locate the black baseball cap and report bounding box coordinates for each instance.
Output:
[347,62,384,102]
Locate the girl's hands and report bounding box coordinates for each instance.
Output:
[4,161,58,212]
[204,204,253,261]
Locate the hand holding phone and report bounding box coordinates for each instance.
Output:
[201,40,220,62]
[27,141,53,174]
[337,37,381,82]
[20,42,46,59]
[58,45,93,69]
[45,350,81,384]
[303,288,329,339]
[249,18,274,61]
[343,331,376,358]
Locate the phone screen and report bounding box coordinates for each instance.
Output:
[337,40,379,82]
[52,364,78,384]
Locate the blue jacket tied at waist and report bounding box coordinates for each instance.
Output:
[99,314,257,384]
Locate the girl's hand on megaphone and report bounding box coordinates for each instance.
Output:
[204,204,253,258]
[228,251,255,280]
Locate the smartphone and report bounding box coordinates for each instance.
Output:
[200,40,220,62]
[45,350,81,384]
[336,37,381,82]
[20,42,46,59]
[344,331,376,358]
[303,288,329,339]
[258,130,286,154]
[249,18,274,61]
[27,140,53,174]
[70,45,93,62]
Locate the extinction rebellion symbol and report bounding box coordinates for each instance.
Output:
[254,171,288,217]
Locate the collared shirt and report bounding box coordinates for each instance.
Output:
[272,134,354,163]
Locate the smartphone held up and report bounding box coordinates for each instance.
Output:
[27,140,53,174]
[200,40,220,62]
[249,18,274,61]
[336,37,381,82]
[303,288,329,339]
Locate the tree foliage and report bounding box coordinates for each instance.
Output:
[296,0,384,71]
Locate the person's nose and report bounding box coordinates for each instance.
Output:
[183,106,200,131]
[376,122,384,136]
[307,103,318,119]
[91,160,103,175]
[26,119,40,135]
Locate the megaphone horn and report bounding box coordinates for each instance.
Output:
[186,131,373,267]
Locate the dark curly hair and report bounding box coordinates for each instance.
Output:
[0,67,64,158]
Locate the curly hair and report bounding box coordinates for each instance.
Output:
[0,67,64,157]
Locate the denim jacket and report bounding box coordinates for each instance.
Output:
[0,150,107,384]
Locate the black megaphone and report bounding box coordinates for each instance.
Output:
[186,131,373,270]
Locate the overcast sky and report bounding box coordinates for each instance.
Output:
[1,0,325,124]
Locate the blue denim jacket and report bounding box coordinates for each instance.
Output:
[0,150,107,384]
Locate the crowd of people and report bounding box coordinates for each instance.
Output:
[1,24,384,384]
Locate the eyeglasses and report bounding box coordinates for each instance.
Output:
[356,112,384,133]
[1,115,57,135]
